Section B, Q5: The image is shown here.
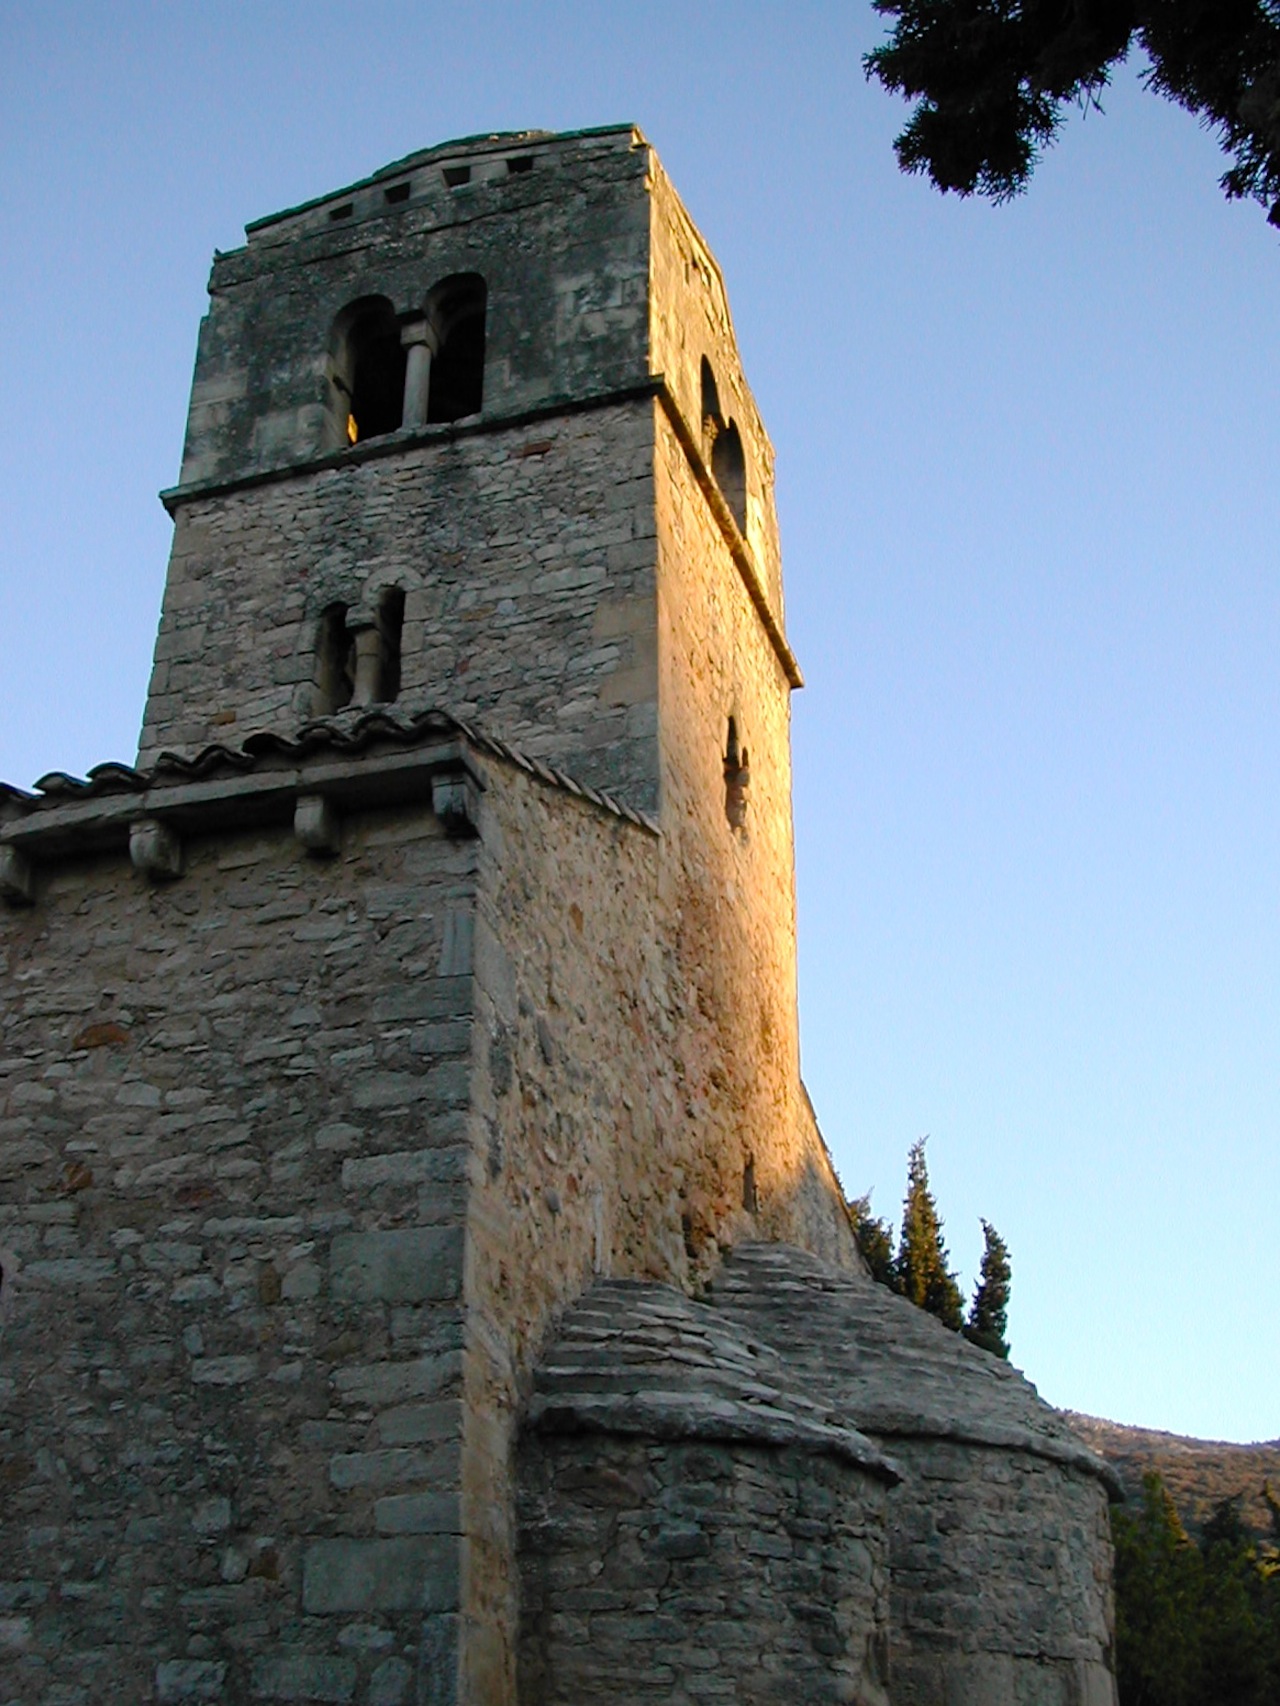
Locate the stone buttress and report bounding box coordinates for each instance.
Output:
[0,127,1119,1705]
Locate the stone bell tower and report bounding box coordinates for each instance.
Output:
[0,126,865,1706]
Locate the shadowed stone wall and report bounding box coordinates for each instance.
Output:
[518,1435,891,1706]
[0,797,477,1703]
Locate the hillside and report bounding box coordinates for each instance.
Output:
[1066,1412,1280,1541]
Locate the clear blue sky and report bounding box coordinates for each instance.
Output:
[2,3,1276,1443]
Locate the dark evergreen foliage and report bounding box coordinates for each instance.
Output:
[865,0,1280,228]
[963,1217,1011,1358]
[1111,1471,1280,1705]
[896,1137,965,1330]
[849,1193,900,1287]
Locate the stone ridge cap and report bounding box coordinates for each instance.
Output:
[241,123,642,238]
[0,707,660,838]
[528,1275,901,1482]
[712,1242,1125,1497]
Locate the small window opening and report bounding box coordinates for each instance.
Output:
[315,604,356,715]
[442,165,471,188]
[424,273,487,423]
[742,1156,758,1214]
[507,155,534,175]
[326,296,406,447]
[724,716,750,830]
[328,202,354,222]
[383,181,411,204]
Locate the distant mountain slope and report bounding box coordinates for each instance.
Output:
[1066,1412,1280,1540]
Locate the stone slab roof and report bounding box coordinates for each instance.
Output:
[529,1276,900,1482]
[707,1244,1123,1493]
[0,707,660,840]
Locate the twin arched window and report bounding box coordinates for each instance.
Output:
[326,275,487,449]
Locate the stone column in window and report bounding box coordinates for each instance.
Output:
[401,317,437,428]
[349,624,383,707]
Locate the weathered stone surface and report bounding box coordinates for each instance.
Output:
[302,1537,459,1614]
[330,1226,464,1303]
[518,1432,890,1706]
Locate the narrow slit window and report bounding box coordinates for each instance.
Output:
[384,181,411,205]
[724,715,750,830]
[712,423,747,534]
[743,1156,758,1214]
[442,165,471,188]
[328,202,354,222]
[376,587,406,704]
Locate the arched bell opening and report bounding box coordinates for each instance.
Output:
[325,296,407,449]
[424,273,487,423]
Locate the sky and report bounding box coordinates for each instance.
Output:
[1,3,1276,1444]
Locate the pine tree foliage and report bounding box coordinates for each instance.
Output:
[963,1217,1012,1358]
[865,0,1280,230]
[896,1137,965,1330]
[849,1193,899,1288]
[1111,1472,1280,1705]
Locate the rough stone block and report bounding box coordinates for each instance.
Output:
[155,1659,228,1701]
[250,1654,359,1701]
[302,1536,460,1614]
[329,1226,463,1304]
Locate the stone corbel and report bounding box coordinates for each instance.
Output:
[431,771,479,838]
[130,818,183,881]
[0,844,34,905]
[295,794,341,857]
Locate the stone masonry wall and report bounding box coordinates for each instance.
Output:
[141,406,660,814]
[516,1433,891,1706]
[883,1440,1117,1706]
[652,399,855,1269]
[464,762,664,1701]
[0,804,478,1704]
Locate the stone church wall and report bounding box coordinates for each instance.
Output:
[0,803,479,1703]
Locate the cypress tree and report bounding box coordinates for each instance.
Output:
[896,1137,963,1331]
[849,1193,899,1289]
[964,1218,1012,1359]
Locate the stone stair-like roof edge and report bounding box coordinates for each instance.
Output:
[527,1276,901,1485]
